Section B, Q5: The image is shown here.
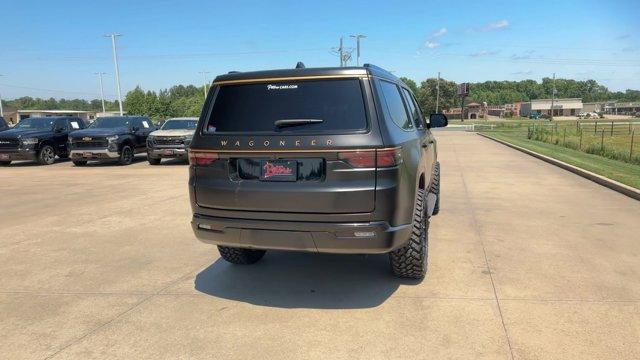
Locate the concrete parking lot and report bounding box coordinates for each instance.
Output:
[1,131,639,359]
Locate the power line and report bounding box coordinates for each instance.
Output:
[0,82,116,97]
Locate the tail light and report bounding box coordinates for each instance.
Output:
[188,150,219,166]
[338,148,402,168]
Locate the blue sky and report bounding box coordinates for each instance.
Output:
[1,0,638,100]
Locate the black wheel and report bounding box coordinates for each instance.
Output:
[0,160,11,166]
[218,246,266,265]
[429,162,440,216]
[72,160,87,166]
[37,145,56,165]
[389,188,429,279]
[119,145,134,165]
[148,157,161,165]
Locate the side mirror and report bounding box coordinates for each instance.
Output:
[54,126,64,133]
[131,126,140,132]
[428,113,448,128]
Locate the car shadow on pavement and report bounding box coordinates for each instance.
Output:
[3,158,71,167]
[195,251,419,309]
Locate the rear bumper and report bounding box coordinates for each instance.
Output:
[0,149,37,161]
[191,213,412,254]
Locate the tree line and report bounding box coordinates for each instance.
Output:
[400,77,640,116]
[3,78,639,120]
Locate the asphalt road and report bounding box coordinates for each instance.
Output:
[1,132,639,359]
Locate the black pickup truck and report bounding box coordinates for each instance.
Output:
[0,117,8,132]
[68,116,156,166]
[0,116,86,166]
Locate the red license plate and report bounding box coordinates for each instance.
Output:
[164,149,174,156]
[83,152,93,158]
[0,154,9,160]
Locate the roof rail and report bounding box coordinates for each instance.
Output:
[363,63,396,79]
[227,71,241,74]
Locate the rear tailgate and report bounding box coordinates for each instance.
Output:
[191,77,383,214]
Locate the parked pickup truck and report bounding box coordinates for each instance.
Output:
[188,63,447,279]
[68,116,156,166]
[0,117,8,132]
[0,116,86,166]
[146,117,198,165]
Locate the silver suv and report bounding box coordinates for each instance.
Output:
[147,117,198,165]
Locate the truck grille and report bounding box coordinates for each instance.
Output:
[0,138,20,149]
[154,136,184,146]
[72,139,108,149]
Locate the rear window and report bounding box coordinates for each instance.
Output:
[205,79,367,133]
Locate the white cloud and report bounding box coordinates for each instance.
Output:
[470,20,510,32]
[430,27,447,38]
[425,41,440,49]
[470,50,497,57]
[486,20,509,30]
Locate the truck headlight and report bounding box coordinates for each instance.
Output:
[21,138,38,145]
[106,135,118,142]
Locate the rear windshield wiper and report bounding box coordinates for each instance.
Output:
[274,119,324,128]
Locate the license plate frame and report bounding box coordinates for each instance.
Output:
[259,160,297,182]
[0,154,9,160]
[163,149,174,156]
[83,152,93,158]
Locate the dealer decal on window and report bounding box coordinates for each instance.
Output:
[267,84,298,90]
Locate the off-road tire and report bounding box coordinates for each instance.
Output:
[389,188,429,279]
[148,157,161,165]
[429,162,440,215]
[72,160,87,166]
[119,145,134,165]
[37,145,56,165]
[218,246,266,265]
[0,160,11,166]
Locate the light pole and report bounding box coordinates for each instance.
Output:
[105,34,124,116]
[436,72,441,113]
[94,72,107,113]
[549,72,556,121]
[0,74,4,117]
[350,34,366,66]
[198,71,210,100]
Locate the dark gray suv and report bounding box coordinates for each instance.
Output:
[188,64,447,279]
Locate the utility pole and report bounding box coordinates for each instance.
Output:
[549,72,556,121]
[105,34,124,116]
[436,72,441,113]
[350,34,366,66]
[198,71,211,100]
[94,72,107,113]
[339,37,344,67]
[0,74,4,117]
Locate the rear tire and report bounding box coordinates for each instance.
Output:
[218,246,266,265]
[119,145,134,165]
[37,145,56,165]
[72,160,87,166]
[0,160,11,166]
[389,188,429,279]
[429,162,440,215]
[148,157,161,165]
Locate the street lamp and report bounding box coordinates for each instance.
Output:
[94,72,107,113]
[104,34,124,116]
[349,34,366,66]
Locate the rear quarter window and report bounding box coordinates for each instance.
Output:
[205,78,368,134]
[379,80,413,131]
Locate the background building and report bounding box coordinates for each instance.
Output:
[520,98,583,117]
